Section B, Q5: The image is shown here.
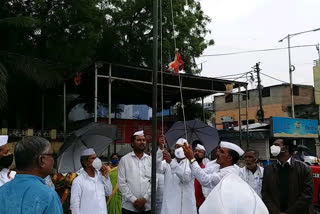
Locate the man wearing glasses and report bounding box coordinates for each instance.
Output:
[0,136,63,214]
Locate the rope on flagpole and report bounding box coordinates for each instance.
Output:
[160,0,164,135]
[169,1,188,214]
[170,0,187,140]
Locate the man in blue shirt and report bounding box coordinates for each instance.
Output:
[0,136,63,214]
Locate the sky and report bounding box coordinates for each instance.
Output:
[197,0,320,94]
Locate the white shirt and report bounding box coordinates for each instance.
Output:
[277,157,292,167]
[155,169,165,214]
[157,153,197,214]
[70,168,112,214]
[118,151,152,212]
[0,168,15,187]
[202,158,210,166]
[239,166,264,198]
[191,161,240,190]
[200,160,220,198]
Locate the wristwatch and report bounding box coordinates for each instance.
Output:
[190,158,196,164]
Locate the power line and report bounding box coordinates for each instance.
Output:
[214,72,249,78]
[260,72,320,93]
[199,44,318,57]
[260,72,288,84]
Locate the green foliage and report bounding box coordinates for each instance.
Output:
[0,0,213,127]
[177,100,213,121]
[97,0,213,74]
[0,63,8,109]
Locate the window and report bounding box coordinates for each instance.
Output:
[225,94,233,103]
[242,119,255,125]
[293,86,299,96]
[242,93,250,100]
[262,87,270,97]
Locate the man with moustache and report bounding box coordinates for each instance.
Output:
[0,136,63,214]
[118,130,152,214]
[239,149,264,198]
[193,144,206,211]
[262,138,313,214]
[0,135,15,186]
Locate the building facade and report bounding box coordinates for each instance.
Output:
[214,84,314,130]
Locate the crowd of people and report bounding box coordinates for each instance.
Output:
[0,130,315,214]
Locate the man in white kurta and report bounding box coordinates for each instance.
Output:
[118,130,153,213]
[201,159,219,198]
[239,149,264,198]
[70,148,112,214]
[157,138,197,214]
[183,141,243,192]
[0,135,16,187]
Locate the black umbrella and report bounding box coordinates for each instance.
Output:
[296,144,309,152]
[57,122,117,173]
[165,119,220,153]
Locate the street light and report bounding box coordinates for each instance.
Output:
[279,27,320,118]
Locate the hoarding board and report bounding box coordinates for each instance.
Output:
[271,116,318,138]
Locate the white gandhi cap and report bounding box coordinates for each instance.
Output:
[220,141,244,156]
[176,138,188,146]
[133,130,144,136]
[195,144,206,152]
[0,135,8,147]
[81,148,96,156]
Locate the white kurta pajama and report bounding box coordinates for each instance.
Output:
[70,169,112,214]
[157,152,197,214]
[118,152,153,212]
[0,168,15,187]
[200,160,220,198]
[155,167,165,214]
[190,161,240,190]
[239,166,264,198]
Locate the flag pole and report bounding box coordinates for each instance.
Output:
[151,0,159,212]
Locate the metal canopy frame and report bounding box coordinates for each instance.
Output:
[63,61,248,144]
[88,61,248,114]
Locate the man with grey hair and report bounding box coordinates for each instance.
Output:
[0,136,63,214]
[239,149,264,198]
[70,148,112,214]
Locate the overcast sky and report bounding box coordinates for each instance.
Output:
[198,0,320,93]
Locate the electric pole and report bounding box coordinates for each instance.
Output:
[254,62,264,122]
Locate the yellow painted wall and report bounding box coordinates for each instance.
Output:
[215,103,286,129]
[314,65,320,105]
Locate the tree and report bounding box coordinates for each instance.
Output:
[0,0,105,127]
[176,99,213,122]
[0,0,214,128]
[96,0,214,74]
